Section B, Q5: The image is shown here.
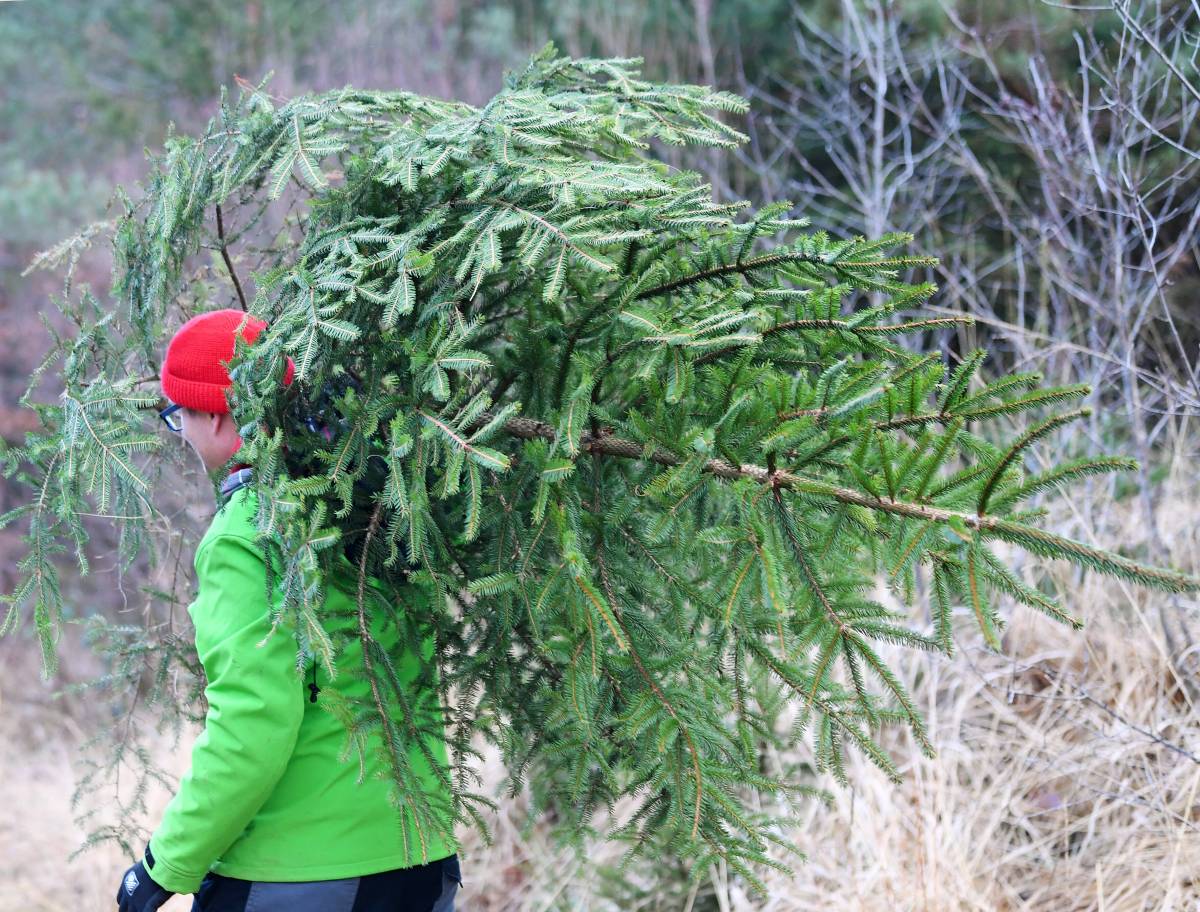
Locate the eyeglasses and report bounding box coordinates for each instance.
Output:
[159,402,184,433]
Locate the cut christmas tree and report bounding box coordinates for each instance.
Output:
[5,44,1196,894]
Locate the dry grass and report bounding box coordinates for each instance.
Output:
[1,479,1197,912]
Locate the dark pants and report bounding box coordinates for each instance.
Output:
[190,854,461,912]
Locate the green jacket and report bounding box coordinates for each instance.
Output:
[142,484,456,895]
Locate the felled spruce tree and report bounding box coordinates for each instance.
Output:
[5,44,1197,892]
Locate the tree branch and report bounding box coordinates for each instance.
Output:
[479,413,1199,592]
[215,203,248,312]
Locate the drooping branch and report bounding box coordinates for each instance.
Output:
[634,248,938,302]
[634,249,821,300]
[694,314,973,366]
[355,507,418,858]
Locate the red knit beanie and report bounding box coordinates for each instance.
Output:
[161,309,295,413]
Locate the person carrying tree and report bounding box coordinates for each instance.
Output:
[115,308,462,912]
[0,51,1186,909]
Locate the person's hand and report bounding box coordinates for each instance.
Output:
[116,845,174,912]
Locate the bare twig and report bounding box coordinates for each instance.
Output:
[214,203,248,312]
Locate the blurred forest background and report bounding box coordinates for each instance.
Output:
[0,1,1197,910]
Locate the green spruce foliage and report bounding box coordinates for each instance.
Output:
[4,44,1196,892]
